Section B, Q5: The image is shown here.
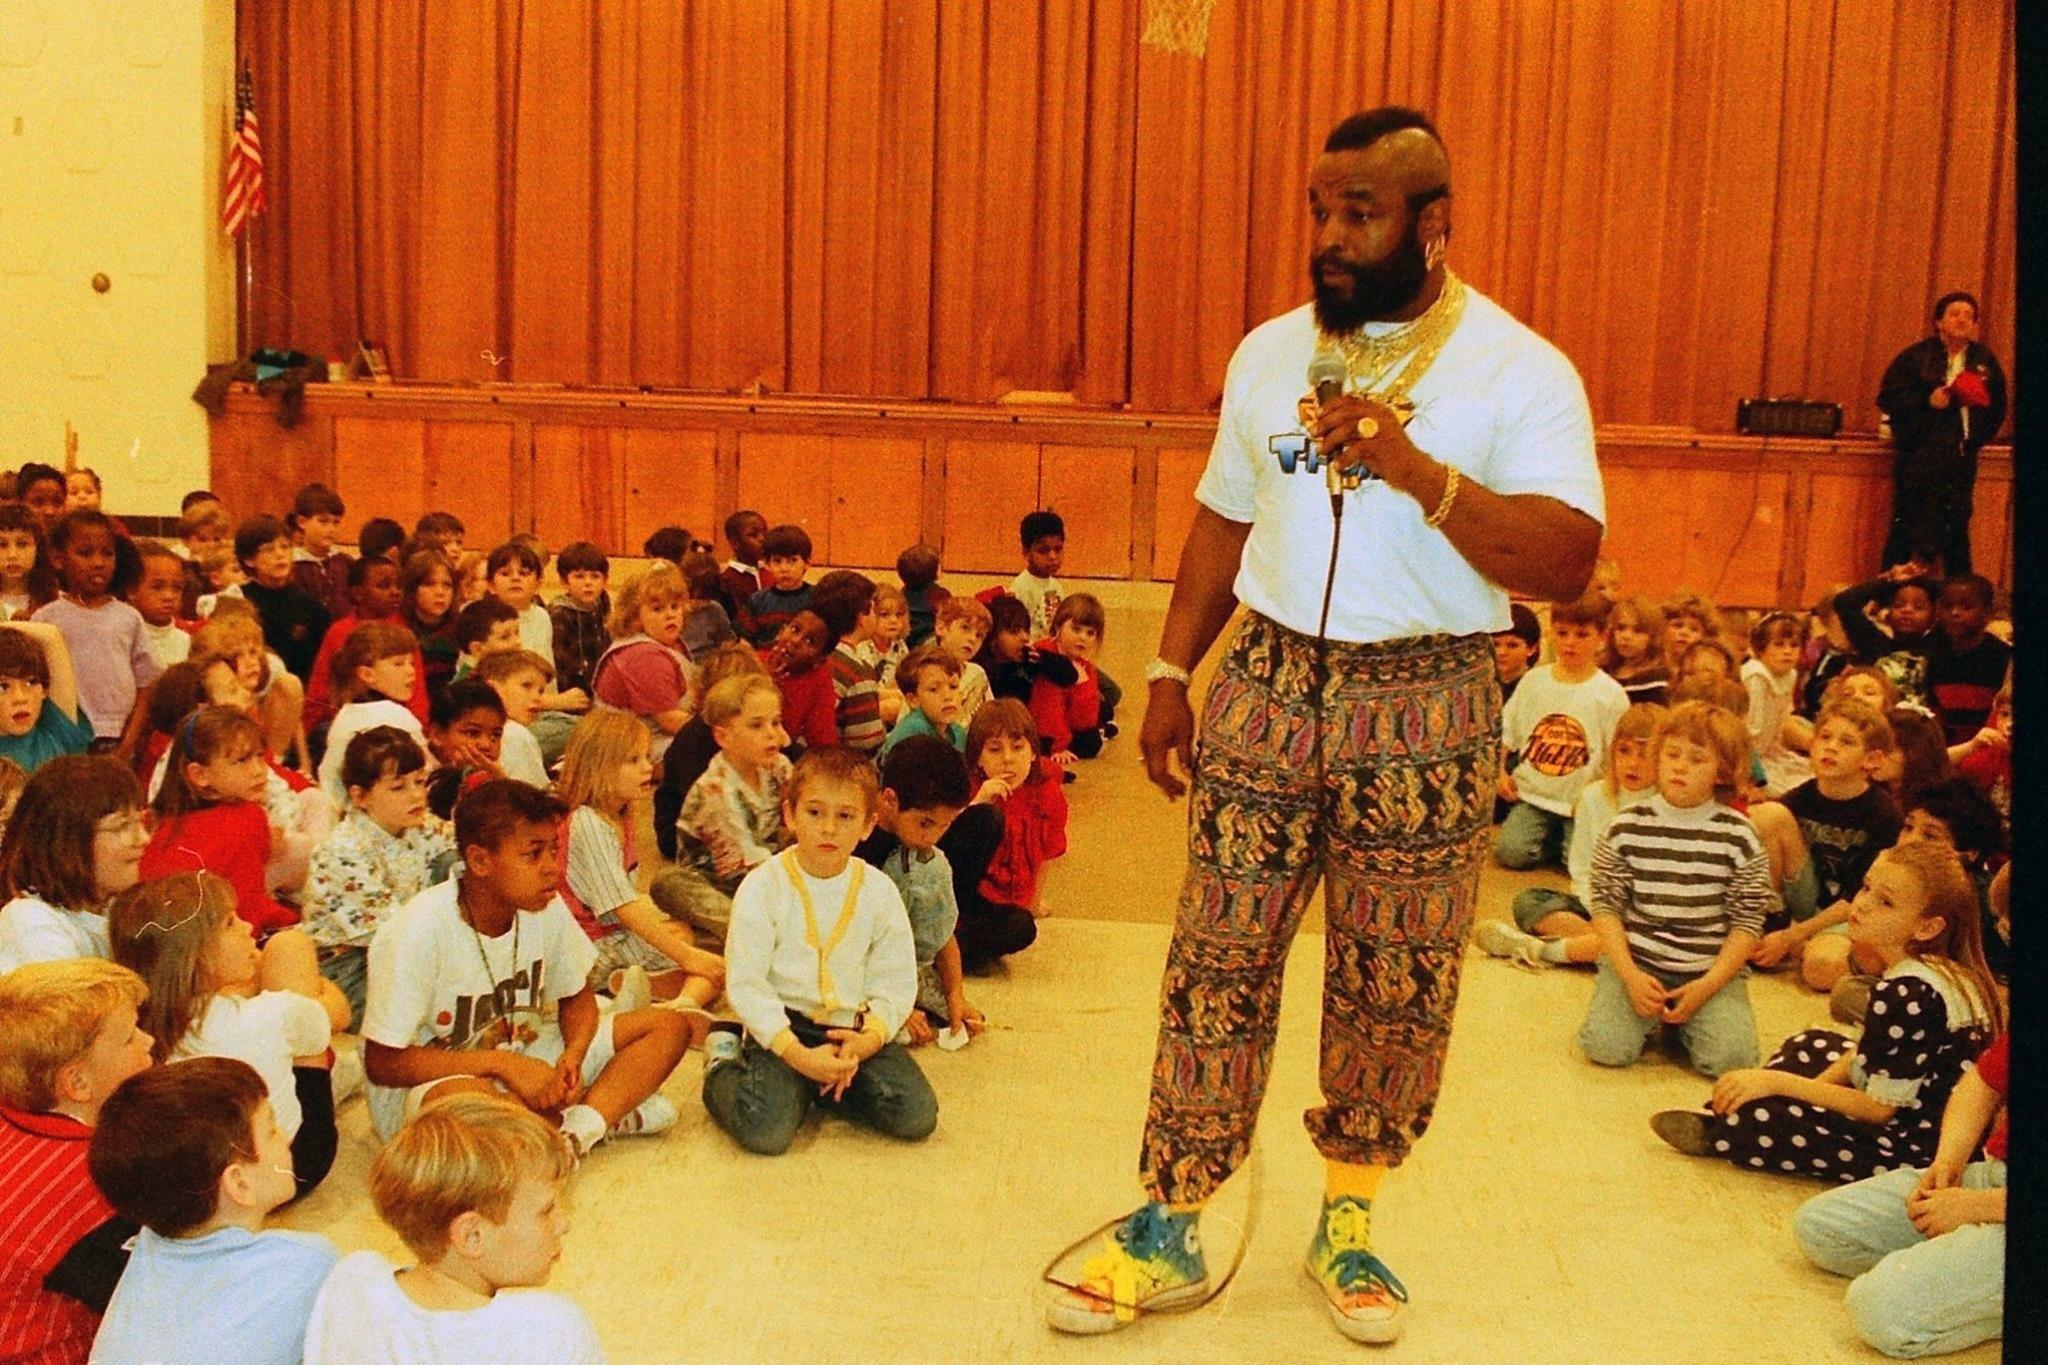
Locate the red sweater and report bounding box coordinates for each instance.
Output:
[301,614,431,732]
[140,802,298,934]
[0,1107,118,1365]
[1027,639,1101,754]
[772,658,839,753]
[979,759,1068,908]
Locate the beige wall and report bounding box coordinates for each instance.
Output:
[0,0,236,515]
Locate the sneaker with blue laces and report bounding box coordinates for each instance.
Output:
[1305,1195,1409,1343]
[1045,1201,1209,1333]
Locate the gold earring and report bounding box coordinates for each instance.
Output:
[1424,236,1446,272]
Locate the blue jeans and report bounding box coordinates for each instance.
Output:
[1493,802,1571,870]
[1796,1161,2005,1358]
[1578,960,1758,1077]
[702,1036,937,1156]
[1511,887,1586,933]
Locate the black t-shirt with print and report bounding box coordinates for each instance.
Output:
[1780,780,1903,906]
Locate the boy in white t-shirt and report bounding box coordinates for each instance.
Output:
[1005,510,1067,639]
[473,649,553,786]
[359,779,688,1155]
[302,1093,603,1365]
[1493,591,1629,871]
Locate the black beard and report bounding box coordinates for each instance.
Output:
[1310,222,1429,333]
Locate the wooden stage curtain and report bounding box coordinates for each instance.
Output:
[241,0,2016,433]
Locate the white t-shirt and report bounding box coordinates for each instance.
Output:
[0,895,107,972]
[1007,572,1064,640]
[319,699,427,806]
[302,1251,604,1365]
[141,619,193,670]
[175,991,333,1138]
[499,720,548,786]
[1742,657,1811,798]
[516,602,556,671]
[360,875,597,1139]
[1500,663,1630,816]
[1194,291,1605,643]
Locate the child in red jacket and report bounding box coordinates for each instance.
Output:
[761,610,839,755]
[139,706,299,936]
[966,700,1066,936]
[1029,593,1115,763]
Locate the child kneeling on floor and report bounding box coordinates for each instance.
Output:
[704,746,936,1155]
[89,1057,338,1365]
[1580,701,1772,1077]
[302,1093,602,1364]
[360,778,691,1157]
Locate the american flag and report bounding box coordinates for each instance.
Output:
[222,65,265,238]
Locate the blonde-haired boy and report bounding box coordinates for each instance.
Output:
[934,596,993,720]
[302,1093,601,1364]
[1580,702,1772,1078]
[0,959,154,1363]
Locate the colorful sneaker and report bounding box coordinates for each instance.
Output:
[1474,919,1548,969]
[1305,1196,1409,1343]
[704,1021,744,1070]
[1044,1202,1209,1334]
[1650,1109,1713,1156]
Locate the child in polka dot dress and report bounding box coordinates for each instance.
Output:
[1649,841,2002,1182]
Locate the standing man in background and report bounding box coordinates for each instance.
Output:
[1877,292,2007,576]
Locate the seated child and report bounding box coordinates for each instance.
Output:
[1579,701,1770,1078]
[814,571,887,755]
[233,515,330,686]
[141,707,302,933]
[1660,589,1723,663]
[0,755,147,971]
[1833,569,1937,710]
[0,959,152,1363]
[880,644,966,763]
[191,603,308,777]
[965,699,1064,944]
[1494,591,1628,871]
[1876,706,1952,808]
[1799,587,1854,718]
[0,503,54,621]
[651,643,769,860]
[485,540,554,674]
[1745,701,1901,990]
[303,554,426,733]
[302,1094,603,1364]
[1926,574,2010,746]
[935,595,993,720]
[719,509,767,620]
[654,674,791,939]
[1477,702,1665,969]
[360,779,690,1153]
[454,550,489,610]
[1003,509,1066,638]
[88,1057,338,1365]
[1603,595,1667,706]
[423,679,507,821]
[590,562,694,763]
[304,726,456,1018]
[740,523,815,645]
[176,503,232,614]
[30,510,163,741]
[678,550,737,661]
[413,510,466,565]
[1677,637,1738,686]
[1792,1031,2008,1359]
[1948,681,2010,824]
[1651,843,2001,1186]
[703,748,936,1156]
[762,609,839,754]
[401,549,461,693]
[452,597,522,678]
[855,735,985,1046]
[1490,601,1541,704]
[129,539,195,672]
[286,482,354,621]
[1720,608,1755,665]
[552,711,724,1008]
[978,595,1078,708]
[869,581,911,693]
[0,620,91,772]
[896,542,950,647]
[547,541,612,705]
[1743,610,1814,797]
[1031,593,1114,762]
[315,622,426,806]
[110,873,344,1195]
[474,649,553,786]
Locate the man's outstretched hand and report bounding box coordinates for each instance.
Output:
[1140,682,1196,799]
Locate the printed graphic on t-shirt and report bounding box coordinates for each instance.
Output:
[440,957,548,1050]
[1876,651,1928,707]
[1522,713,1591,777]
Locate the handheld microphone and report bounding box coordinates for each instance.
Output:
[1307,352,1349,497]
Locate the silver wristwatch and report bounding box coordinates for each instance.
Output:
[1145,658,1193,686]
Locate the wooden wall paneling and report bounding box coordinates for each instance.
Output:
[1591,462,1680,599]
[332,417,427,530]
[1150,447,1209,581]
[1969,473,2013,589]
[1685,467,1789,607]
[941,441,1039,574]
[736,434,835,561]
[424,422,517,545]
[827,437,925,570]
[532,425,623,554]
[216,411,336,520]
[623,428,720,559]
[1797,471,1893,604]
[1040,444,1134,578]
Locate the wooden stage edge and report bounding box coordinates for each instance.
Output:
[211,382,2012,607]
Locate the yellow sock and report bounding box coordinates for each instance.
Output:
[1324,1160,1388,1204]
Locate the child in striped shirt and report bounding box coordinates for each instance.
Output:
[1580,700,1774,1078]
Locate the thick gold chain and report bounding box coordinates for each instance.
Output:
[1317,269,1468,416]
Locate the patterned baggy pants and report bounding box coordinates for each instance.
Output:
[1140,612,1499,1205]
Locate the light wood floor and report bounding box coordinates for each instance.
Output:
[278,581,1996,1363]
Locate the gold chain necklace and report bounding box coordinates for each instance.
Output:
[1317,269,1468,419]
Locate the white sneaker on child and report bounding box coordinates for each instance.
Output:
[1474,919,1548,969]
[328,1045,366,1105]
[608,1093,678,1140]
[558,1103,609,1159]
[607,965,652,1014]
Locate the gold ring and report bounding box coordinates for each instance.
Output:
[1356,417,1378,440]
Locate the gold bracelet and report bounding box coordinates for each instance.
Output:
[1424,464,1461,528]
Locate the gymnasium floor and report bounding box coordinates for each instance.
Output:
[277,579,1996,1363]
